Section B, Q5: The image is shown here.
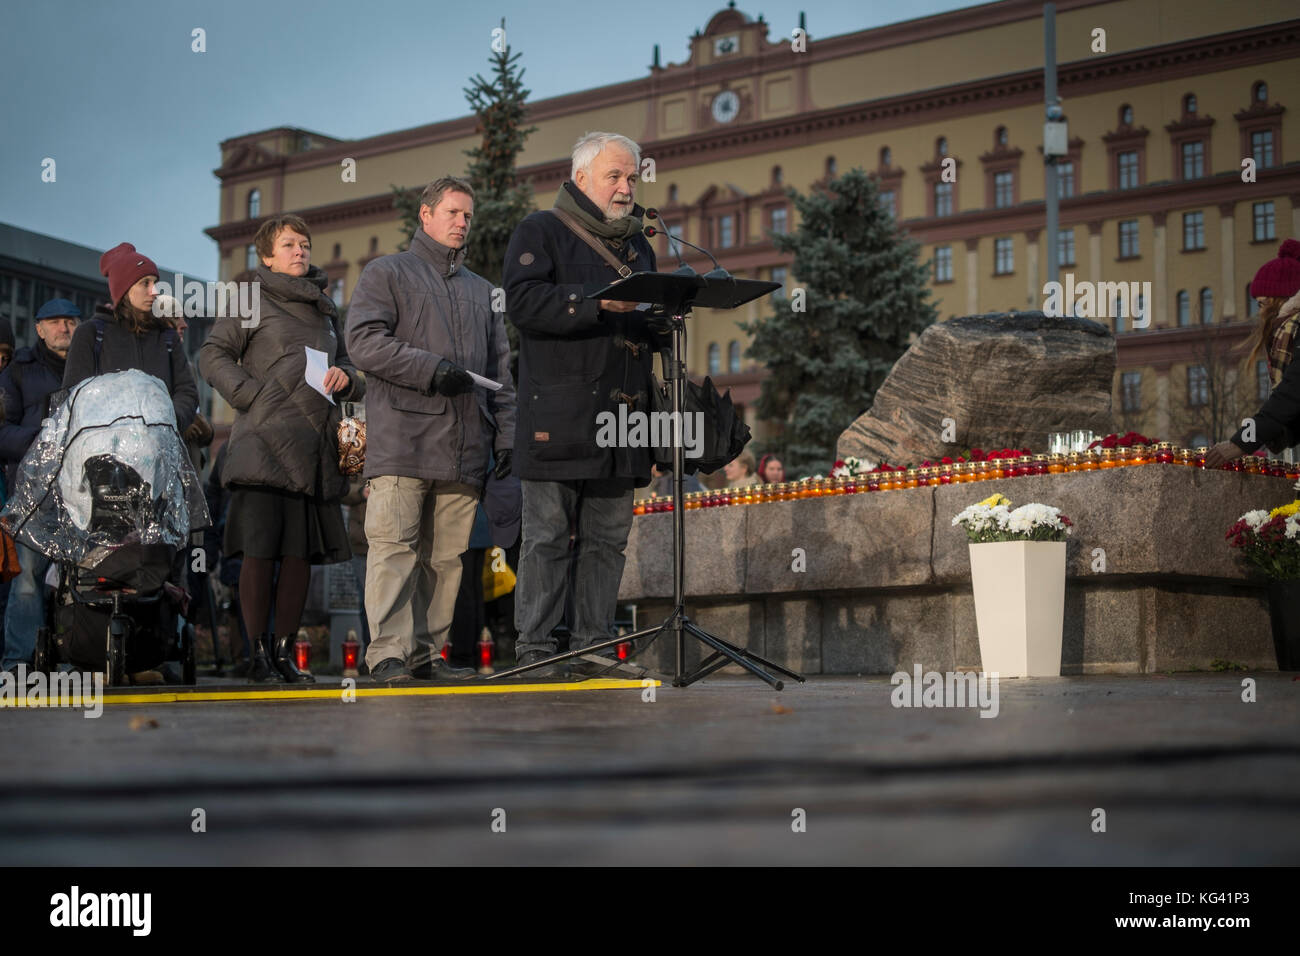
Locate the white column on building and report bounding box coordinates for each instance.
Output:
[1088,221,1103,287]
[1025,229,1040,309]
[1219,202,1236,321]
[965,238,979,315]
[1152,212,1167,329]
[1155,367,1171,439]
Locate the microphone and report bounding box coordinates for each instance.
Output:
[643,208,732,281]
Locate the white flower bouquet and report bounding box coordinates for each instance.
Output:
[952,493,1074,543]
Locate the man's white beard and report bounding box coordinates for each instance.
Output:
[604,197,633,222]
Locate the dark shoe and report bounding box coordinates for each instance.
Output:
[430,660,478,681]
[248,636,283,683]
[272,634,316,684]
[369,658,412,683]
[508,650,569,679]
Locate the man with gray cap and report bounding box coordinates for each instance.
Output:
[0,297,80,669]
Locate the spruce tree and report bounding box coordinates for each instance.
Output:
[740,168,938,477]
[391,17,537,281]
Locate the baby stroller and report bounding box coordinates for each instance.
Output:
[1,370,211,687]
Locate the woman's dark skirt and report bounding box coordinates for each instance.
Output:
[224,484,351,565]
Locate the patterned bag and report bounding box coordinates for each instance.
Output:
[337,415,366,477]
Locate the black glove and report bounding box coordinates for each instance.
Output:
[645,309,675,336]
[431,359,474,396]
[493,450,512,480]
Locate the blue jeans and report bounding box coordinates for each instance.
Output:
[514,477,634,658]
[3,543,52,669]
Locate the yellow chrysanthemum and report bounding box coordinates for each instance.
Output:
[978,493,1010,508]
[1269,500,1300,519]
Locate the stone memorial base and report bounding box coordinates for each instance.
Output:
[617,469,1295,675]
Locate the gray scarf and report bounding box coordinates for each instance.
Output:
[554,181,644,246]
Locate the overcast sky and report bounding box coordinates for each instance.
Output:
[0,0,969,277]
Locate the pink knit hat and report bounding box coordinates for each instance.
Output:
[99,242,159,305]
[1249,239,1300,299]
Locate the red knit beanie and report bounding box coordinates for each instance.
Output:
[1249,239,1300,299]
[99,242,159,305]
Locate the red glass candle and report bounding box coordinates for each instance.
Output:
[295,630,312,672]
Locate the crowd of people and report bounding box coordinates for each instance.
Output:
[1,132,1296,684]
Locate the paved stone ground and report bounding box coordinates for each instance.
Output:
[1,674,1296,865]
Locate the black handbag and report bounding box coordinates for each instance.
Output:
[649,372,751,475]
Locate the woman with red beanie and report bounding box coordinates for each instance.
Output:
[1244,238,1300,389]
[63,243,198,434]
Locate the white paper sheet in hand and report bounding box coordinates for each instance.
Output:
[304,346,335,404]
[468,371,503,391]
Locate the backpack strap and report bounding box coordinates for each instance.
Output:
[548,209,633,278]
[92,317,106,375]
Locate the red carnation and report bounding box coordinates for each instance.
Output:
[941,456,953,465]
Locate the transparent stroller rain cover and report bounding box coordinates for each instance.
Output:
[1,369,210,565]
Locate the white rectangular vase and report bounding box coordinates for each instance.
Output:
[968,541,1066,678]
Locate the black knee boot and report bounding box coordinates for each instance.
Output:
[249,635,282,683]
[272,634,316,684]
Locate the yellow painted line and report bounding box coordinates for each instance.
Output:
[0,679,658,707]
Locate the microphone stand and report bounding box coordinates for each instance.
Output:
[487,231,804,691]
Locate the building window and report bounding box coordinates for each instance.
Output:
[936,137,948,157]
[1253,81,1268,103]
[994,237,1014,275]
[245,244,258,271]
[1254,201,1275,241]
[1183,93,1197,115]
[880,190,896,218]
[1122,372,1142,412]
[707,343,720,375]
[825,156,837,177]
[879,147,891,167]
[771,165,783,185]
[1181,140,1205,179]
[1057,161,1075,198]
[770,206,788,235]
[934,182,953,217]
[1118,150,1140,189]
[993,170,1014,208]
[1250,130,1275,168]
[1120,104,1134,126]
[1199,287,1213,324]
[1247,286,1260,317]
[1119,219,1139,258]
[1188,365,1209,406]
[668,184,679,203]
[247,189,261,219]
[996,126,1008,146]
[1183,212,1205,251]
[1258,359,1271,400]
[934,246,953,282]
[771,266,787,290]
[727,341,741,373]
[1058,228,1075,266]
[369,236,379,254]
[330,278,345,306]
[1177,290,1190,326]
[718,215,735,248]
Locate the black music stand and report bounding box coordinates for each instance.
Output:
[487,269,806,690]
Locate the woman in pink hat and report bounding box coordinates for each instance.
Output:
[63,242,198,433]
[1244,238,1300,390]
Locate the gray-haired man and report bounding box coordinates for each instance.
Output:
[346,176,517,682]
[503,132,661,676]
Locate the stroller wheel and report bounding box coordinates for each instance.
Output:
[182,624,197,686]
[33,628,52,674]
[106,620,127,688]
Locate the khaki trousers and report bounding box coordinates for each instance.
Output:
[363,476,479,671]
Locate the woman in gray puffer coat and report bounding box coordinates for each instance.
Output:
[199,214,364,683]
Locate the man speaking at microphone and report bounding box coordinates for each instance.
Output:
[503,131,662,676]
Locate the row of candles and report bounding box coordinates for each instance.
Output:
[633,443,1300,514]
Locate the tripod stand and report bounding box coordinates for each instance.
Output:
[487,270,805,690]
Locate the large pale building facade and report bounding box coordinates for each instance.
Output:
[206,0,1300,449]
